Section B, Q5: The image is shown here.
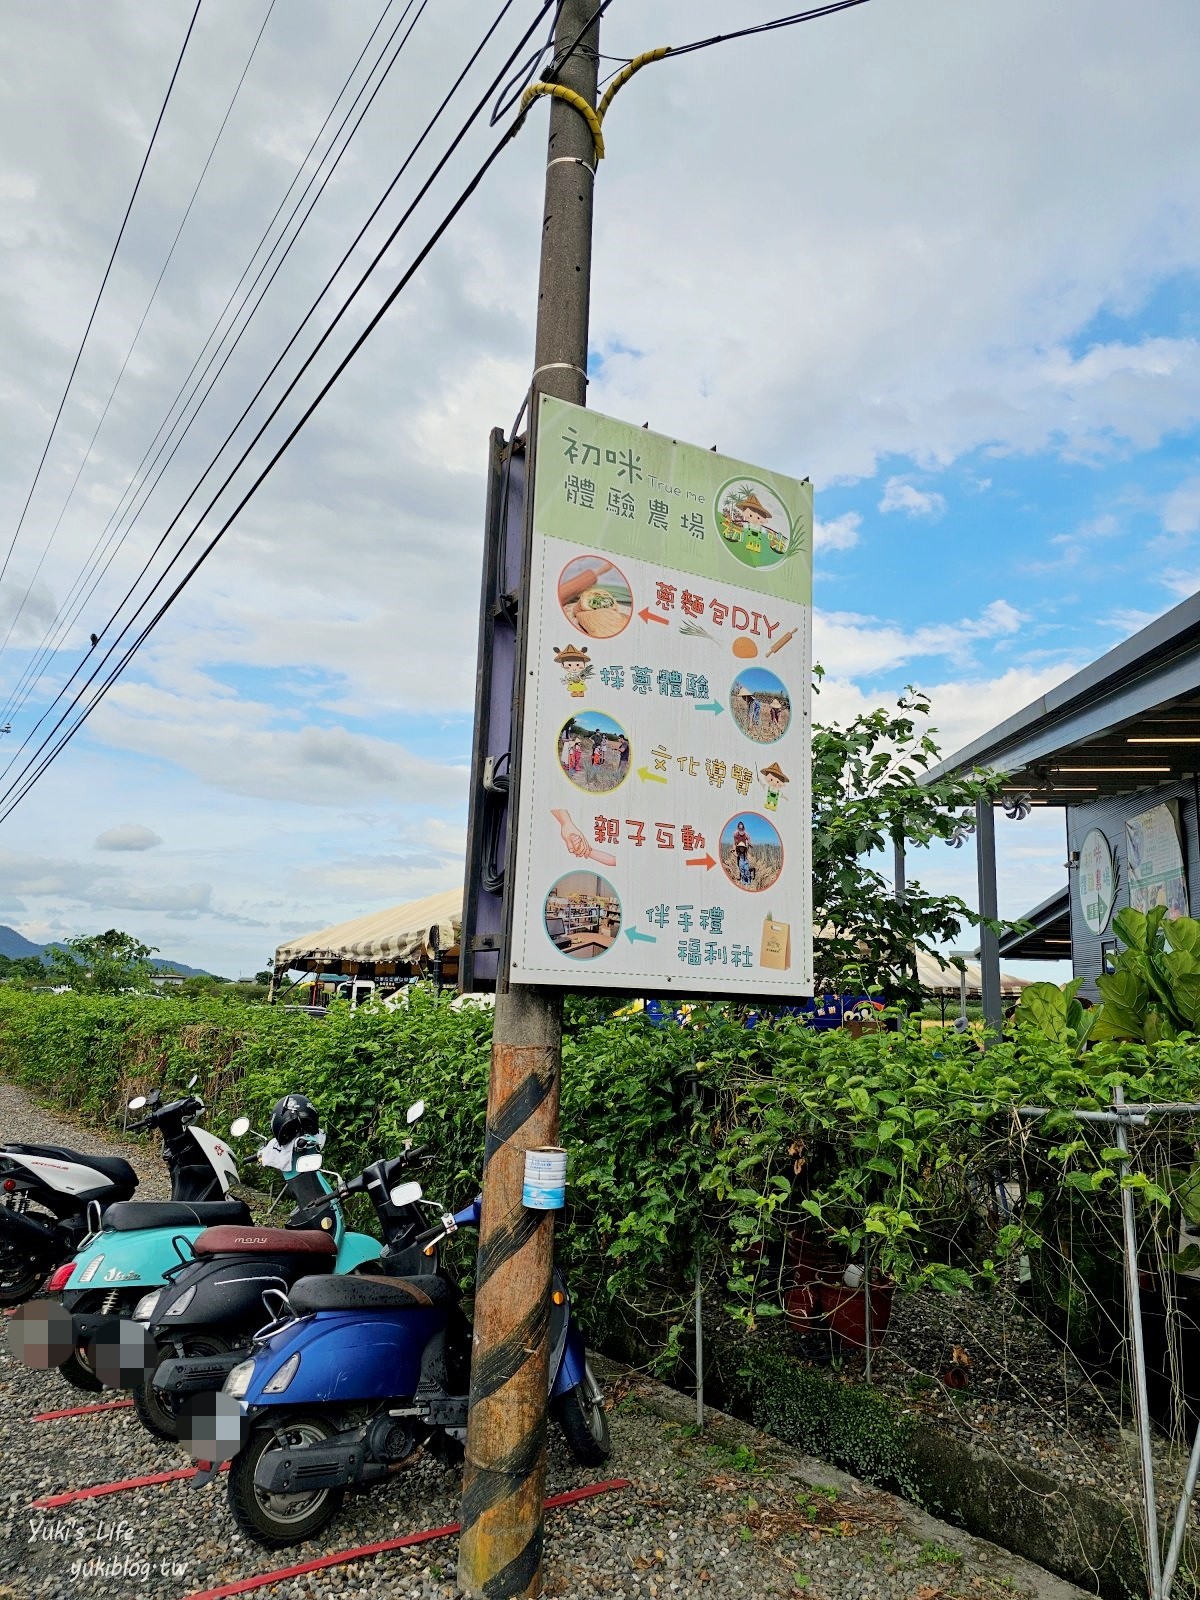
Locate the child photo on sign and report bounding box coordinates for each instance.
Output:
[557,711,630,795]
[719,811,784,894]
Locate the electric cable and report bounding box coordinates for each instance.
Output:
[0,0,419,727]
[0,0,509,782]
[0,0,278,662]
[667,1,875,59]
[0,0,202,594]
[0,4,562,818]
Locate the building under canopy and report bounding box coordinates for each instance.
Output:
[919,590,1200,1031]
[270,888,462,998]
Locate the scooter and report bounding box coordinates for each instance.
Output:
[129,1109,416,1439]
[199,1172,609,1549]
[0,1080,232,1308]
[45,1086,248,1391]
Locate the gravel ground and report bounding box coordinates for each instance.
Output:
[0,1083,1088,1600]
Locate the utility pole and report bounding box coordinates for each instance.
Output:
[458,4,600,1597]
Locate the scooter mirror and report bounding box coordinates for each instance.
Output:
[295,1152,323,1173]
[127,1095,147,1111]
[229,1117,251,1138]
[390,1181,423,1207]
[406,1101,425,1125]
[187,1074,199,1090]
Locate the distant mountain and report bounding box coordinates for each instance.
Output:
[0,925,212,978]
[0,926,44,961]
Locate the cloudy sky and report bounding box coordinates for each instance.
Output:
[0,0,1197,977]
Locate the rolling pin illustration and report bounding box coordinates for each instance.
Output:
[558,559,615,606]
[766,627,797,658]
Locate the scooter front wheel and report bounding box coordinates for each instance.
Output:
[134,1334,231,1441]
[228,1414,346,1549]
[554,1361,610,1465]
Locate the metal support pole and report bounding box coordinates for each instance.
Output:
[695,1250,705,1430]
[975,797,1003,1038]
[459,7,599,1596]
[1113,1084,1164,1600]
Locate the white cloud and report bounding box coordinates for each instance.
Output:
[1163,474,1200,537]
[878,478,947,518]
[814,512,861,551]
[1160,569,1200,599]
[94,824,162,852]
[815,598,1026,676]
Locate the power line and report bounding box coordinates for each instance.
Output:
[0,3,560,819]
[0,0,203,595]
[668,1,876,58]
[0,0,278,662]
[0,0,486,772]
[0,0,416,727]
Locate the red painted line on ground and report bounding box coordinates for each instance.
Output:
[181,1478,632,1600]
[31,1399,135,1422]
[32,1461,231,1509]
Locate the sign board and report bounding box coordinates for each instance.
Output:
[1077,827,1114,936]
[507,396,812,995]
[1126,801,1189,918]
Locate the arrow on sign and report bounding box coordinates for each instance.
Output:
[625,927,657,945]
[693,700,723,715]
[637,766,668,784]
[686,854,716,870]
[638,606,669,626]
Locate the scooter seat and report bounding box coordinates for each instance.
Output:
[193,1225,337,1257]
[289,1272,449,1314]
[104,1199,251,1232]
[6,1145,138,1189]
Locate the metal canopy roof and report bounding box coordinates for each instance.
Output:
[920,591,1200,805]
[997,887,1071,961]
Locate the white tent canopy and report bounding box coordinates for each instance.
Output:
[913,949,1027,997]
[274,889,462,972]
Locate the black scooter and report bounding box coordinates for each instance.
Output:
[0,1080,236,1307]
[146,1111,431,1439]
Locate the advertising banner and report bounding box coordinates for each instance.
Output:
[508,396,812,995]
[1126,801,1189,918]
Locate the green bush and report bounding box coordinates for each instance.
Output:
[2,987,1198,1371]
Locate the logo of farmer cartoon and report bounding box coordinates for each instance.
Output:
[716,479,794,571]
[553,643,594,697]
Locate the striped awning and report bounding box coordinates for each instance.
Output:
[275,888,462,969]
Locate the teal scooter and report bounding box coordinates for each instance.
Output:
[46,1094,375,1393]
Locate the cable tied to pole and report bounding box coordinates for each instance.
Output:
[517,45,673,164]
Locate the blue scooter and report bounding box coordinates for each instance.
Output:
[199,1172,609,1549]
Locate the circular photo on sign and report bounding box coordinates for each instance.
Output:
[719,811,784,895]
[543,871,622,960]
[557,711,630,794]
[558,555,634,640]
[714,477,796,572]
[730,667,790,744]
[1077,828,1114,937]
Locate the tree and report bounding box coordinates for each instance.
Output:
[810,672,1004,1009]
[45,929,159,994]
[254,970,273,986]
[0,953,45,985]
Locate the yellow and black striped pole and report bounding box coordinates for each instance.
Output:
[458,4,600,1595]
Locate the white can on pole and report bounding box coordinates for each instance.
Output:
[522,1146,567,1210]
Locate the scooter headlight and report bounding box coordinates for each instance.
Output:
[133,1290,161,1322]
[262,1352,301,1395]
[78,1254,104,1285]
[224,1358,256,1399]
[164,1285,196,1317]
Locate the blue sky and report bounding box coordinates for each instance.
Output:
[0,0,1197,977]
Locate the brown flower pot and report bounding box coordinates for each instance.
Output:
[817,1282,894,1352]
